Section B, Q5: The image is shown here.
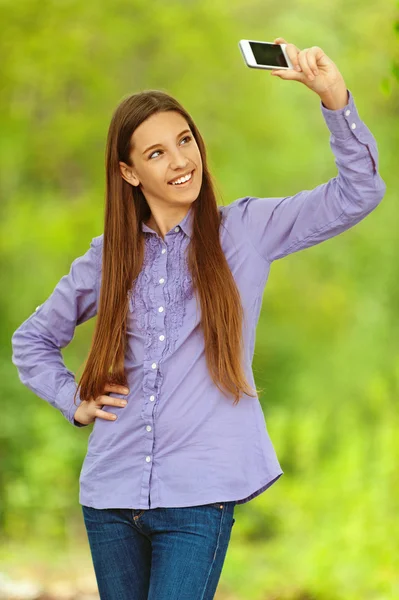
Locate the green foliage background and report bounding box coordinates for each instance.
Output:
[1,0,398,597]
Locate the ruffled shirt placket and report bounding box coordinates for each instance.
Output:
[128,222,192,505]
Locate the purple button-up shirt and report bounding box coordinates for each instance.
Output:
[11,90,386,509]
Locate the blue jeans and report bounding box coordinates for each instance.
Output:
[82,501,236,600]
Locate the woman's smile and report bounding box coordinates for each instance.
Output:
[168,169,195,188]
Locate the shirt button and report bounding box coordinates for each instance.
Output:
[146,456,151,462]
[161,248,166,254]
[174,226,180,232]
[158,306,164,312]
[146,425,152,432]
[150,395,155,401]
[345,109,351,116]
[351,123,356,129]
[151,362,157,369]
[159,335,165,341]
[159,278,165,284]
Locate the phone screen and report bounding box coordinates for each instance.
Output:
[249,42,289,68]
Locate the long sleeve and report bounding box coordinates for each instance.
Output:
[230,88,387,263]
[11,236,102,427]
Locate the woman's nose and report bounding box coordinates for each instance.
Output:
[170,151,189,169]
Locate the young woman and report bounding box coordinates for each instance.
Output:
[11,38,386,599]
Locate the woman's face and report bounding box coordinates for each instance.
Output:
[119,110,203,209]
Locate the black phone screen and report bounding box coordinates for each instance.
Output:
[249,42,289,68]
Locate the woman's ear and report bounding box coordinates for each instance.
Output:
[119,161,140,187]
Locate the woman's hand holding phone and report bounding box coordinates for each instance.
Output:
[271,37,347,99]
[73,383,129,425]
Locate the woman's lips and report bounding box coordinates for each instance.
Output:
[168,169,195,187]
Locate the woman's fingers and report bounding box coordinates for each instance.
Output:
[306,48,319,75]
[270,40,332,90]
[288,47,302,72]
[90,390,129,421]
[93,399,127,421]
[273,38,302,72]
[97,394,127,406]
[94,407,118,421]
[297,49,314,80]
[298,48,319,79]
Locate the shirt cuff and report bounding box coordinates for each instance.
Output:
[56,379,88,427]
[320,88,362,140]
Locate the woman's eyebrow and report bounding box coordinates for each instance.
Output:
[142,129,191,155]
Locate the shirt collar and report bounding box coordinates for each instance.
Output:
[141,203,194,239]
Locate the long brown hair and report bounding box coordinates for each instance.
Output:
[74,89,260,408]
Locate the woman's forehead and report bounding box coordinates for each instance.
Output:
[133,111,189,146]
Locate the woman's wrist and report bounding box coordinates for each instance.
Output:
[318,78,349,110]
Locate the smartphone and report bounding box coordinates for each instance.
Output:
[238,39,294,71]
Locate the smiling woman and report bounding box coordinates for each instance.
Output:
[81,89,255,412]
[118,109,203,232]
[11,76,386,599]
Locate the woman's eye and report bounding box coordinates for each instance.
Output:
[149,135,192,159]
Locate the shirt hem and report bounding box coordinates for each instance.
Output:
[78,469,284,509]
